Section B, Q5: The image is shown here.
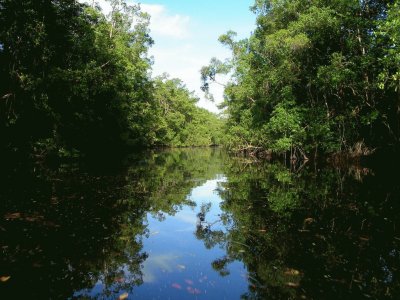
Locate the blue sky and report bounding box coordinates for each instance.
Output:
[83,0,256,112]
[140,0,256,112]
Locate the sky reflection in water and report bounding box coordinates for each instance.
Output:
[1,148,399,299]
[75,175,248,299]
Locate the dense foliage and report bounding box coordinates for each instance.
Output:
[202,0,400,158]
[152,75,223,147]
[0,0,221,158]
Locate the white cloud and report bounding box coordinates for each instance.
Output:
[141,4,190,39]
[82,1,190,39]
[149,42,230,113]
[79,0,112,15]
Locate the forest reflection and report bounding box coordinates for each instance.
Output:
[198,156,400,299]
[1,148,399,299]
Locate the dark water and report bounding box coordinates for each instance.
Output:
[1,148,399,299]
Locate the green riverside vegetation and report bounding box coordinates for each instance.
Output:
[202,0,400,159]
[0,0,222,158]
[1,0,400,160]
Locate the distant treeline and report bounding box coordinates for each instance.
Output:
[202,0,400,159]
[0,0,222,158]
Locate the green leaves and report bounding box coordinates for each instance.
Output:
[377,0,400,89]
[264,102,304,152]
[153,76,223,147]
[0,0,157,155]
[204,0,399,156]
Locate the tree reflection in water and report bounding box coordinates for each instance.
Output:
[0,148,224,299]
[195,157,400,299]
[1,149,399,299]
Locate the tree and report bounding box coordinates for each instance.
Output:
[152,75,223,147]
[0,0,155,157]
[202,0,398,158]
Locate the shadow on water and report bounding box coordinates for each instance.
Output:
[0,157,146,299]
[0,148,224,299]
[199,156,400,299]
[0,148,399,299]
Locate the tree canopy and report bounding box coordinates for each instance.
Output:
[202,0,400,159]
[0,0,222,159]
[2,0,399,159]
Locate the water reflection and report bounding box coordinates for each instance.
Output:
[0,148,399,299]
[0,158,148,299]
[210,158,400,299]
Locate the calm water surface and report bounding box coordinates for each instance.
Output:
[0,148,399,299]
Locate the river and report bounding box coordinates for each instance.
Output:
[0,148,399,299]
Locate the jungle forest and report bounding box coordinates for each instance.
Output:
[1,1,400,299]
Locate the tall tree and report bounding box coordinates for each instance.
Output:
[0,0,155,157]
[202,0,398,158]
[152,75,223,147]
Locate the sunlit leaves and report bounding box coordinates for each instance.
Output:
[264,102,304,152]
[377,0,400,90]
[153,75,223,147]
[204,0,399,155]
